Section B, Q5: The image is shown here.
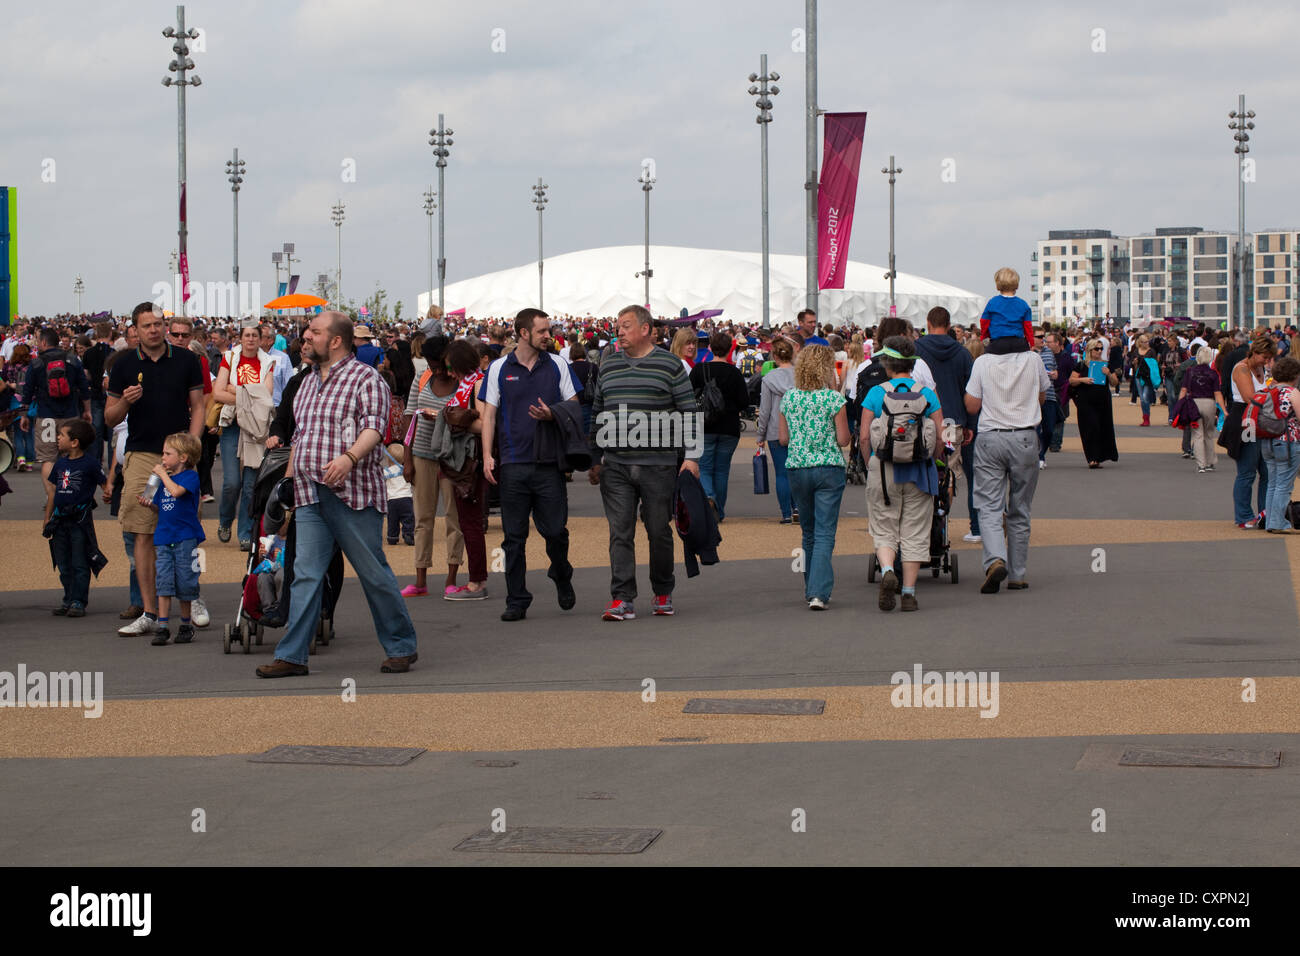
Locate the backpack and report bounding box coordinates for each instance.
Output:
[43,351,72,401]
[694,364,726,427]
[848,360,890,425]
[738,349,761,378]
[1243,386,1292,440]
[869,381,938,464]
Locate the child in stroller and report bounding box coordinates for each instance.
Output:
[222,446,344,654]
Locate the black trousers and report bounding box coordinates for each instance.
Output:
[498,462,572,610]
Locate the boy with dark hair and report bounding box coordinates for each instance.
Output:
[43,418,108,617]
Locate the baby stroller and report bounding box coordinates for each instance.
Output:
[739,373,763,431]
[865,444,959,585]
[222,447,344,654]
[923,448,959,583]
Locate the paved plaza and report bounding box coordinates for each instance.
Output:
[1,397,1297,865]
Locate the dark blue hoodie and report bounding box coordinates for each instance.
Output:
[914,333,974,426]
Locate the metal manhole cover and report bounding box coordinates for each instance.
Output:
[454,827,662,854]
[249,745,425,766]
[1119,747,1280,769]
[682,698,825,715]
[659,736,708,743]
[578,792,616,800]
[474,759,519,768]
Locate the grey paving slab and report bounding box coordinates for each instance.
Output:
[1,536,1295,700]
[0,734,1294,866]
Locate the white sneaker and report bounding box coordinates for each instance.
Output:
[808,597,827,610]
[1038,460,1046,471]
[118,613,162,636]
[963,533,982,543]
[191,598,210,628]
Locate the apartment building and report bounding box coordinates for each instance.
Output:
[1032,226,1275,328]
[1254,230,1298,327]
[1031,230,1129,323]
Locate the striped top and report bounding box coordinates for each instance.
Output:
[406,374,457,461]
[590,346,699,465]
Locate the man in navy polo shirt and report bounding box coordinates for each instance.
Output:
[480,308,579,622]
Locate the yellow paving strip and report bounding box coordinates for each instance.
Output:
[0,678,1293,759]
[0,518,1260,591]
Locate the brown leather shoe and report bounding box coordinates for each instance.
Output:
[119,604,144,620]
[380,653,419,673]
[1007,580,1029,590]
[256,659,309,679]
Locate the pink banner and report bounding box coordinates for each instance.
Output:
[817,112,867,290]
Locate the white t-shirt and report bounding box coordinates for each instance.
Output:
[846,357,935,400]
[113,417,129,465]
[967,352,1051,432]
[912,357,937,394]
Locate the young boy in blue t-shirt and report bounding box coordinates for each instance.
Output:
[138,432,205,646]
[43,419,108,617]
[980,267,1036,354]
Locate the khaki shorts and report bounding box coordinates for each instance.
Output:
[865,459,934,563]
[34,418,60,464]
[119,451,162,535]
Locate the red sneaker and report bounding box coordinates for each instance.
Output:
[602,600,635,621]
[652,595,674,616]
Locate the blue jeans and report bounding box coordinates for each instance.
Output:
[786,466,847,602]
[155,537,201,599]
[51,520,91,607]
[699,433,740,520]
[219,423,256,540]
[1260,439,1298,530]
[1038,401,1059,461]
[768,441,793,519]
[1138,381,1155,418]
[961,437,979,535]
[271,486,417,666]
[123,531,142,608]
[9,422,34,462]
[1233,439,1268,524]
[90,396,106,467]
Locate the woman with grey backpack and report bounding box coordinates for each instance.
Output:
[859,336,944,613]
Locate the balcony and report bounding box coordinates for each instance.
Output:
[1031,252,1038,262]
[1030,269,1038,276]
[1170,263,1187,273]
[1089,250,1103,260]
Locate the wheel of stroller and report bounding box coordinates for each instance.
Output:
[248,618,259,639]
[321,618,334,645]
[309,634,317,655]
[239,621,252,655]
[222,623,233,654]
[867,553,878,584]
[931,566,940,578]
[949,553,959,584]
[255,628,263,646]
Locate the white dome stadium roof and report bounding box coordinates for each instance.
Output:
[418,245,983,328]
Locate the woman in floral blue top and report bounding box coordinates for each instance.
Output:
[779,344,849,609]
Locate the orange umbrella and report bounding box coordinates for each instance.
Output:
[264,293,328,309]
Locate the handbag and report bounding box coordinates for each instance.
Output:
[753,448,770,495]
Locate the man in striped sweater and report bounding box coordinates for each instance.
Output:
[588,305,701,621]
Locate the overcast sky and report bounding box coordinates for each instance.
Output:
[3,0,1296,318]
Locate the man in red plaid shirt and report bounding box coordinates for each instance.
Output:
[256,312,420,677]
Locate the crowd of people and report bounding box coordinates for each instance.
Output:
[3,274,1299,671]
